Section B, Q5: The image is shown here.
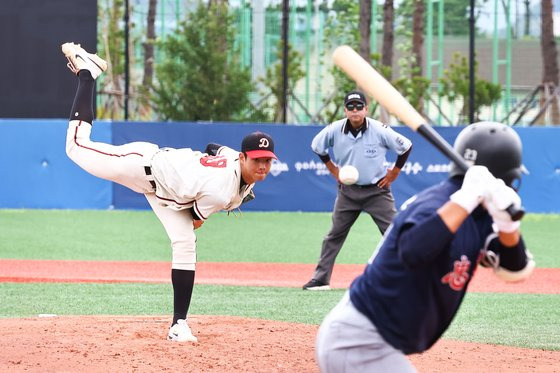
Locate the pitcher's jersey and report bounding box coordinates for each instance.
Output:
[349,178,495,354]
[150,146,253,220]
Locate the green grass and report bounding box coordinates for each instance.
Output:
[445,293,560,350]
[0,282,345,324]
[0,210,380,264]
[1,282,557,350]
[0,210,558,266]
[1,209,559,351]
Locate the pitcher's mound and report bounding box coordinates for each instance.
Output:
[1,315,558,372]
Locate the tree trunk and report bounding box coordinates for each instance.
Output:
[142,0,157,88]
[381,0,394,77]
[412,0,424,77]
[541,0,560,125]
[359,0,372,61]
[379,0,394,123]
[109,0,123,118]
[411,0,425,115]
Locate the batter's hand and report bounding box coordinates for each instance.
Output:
[484,179,522,233]
[193,220,204,230]
[377,168,400,189]
[450,166,494,213]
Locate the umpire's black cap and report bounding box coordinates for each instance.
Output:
[241,132,278,159]
[344,90,367,105]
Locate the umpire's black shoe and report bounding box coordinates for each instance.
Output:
[302,279,331,291]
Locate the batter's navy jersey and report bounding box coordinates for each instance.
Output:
[349,178,496,354]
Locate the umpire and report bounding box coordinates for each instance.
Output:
[303,90,412,290]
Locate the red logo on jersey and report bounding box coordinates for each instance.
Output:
[200,155,227,168]
[441,255,471,291]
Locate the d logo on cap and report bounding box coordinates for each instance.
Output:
[259,138,269,148]
[241,131,278,159]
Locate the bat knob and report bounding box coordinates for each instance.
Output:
[506,204,525,221]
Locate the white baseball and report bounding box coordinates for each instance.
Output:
[338,165,359,185]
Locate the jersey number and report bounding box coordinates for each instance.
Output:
[200,155,227,168]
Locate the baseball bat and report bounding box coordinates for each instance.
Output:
[332,45,524,221]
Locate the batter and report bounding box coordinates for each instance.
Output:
[316,122,534,372]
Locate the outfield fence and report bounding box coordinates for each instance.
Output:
[1,119,559,213]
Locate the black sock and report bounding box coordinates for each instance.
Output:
[69,70,95,123]
[171,269,195,325]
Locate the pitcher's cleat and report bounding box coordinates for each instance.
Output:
[61,42,107,79]
[167,319,198,342]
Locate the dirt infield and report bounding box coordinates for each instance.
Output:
[0,315,559,373]
[1,260,559,372]
[1,259,559,293]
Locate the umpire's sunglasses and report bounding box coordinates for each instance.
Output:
[345,102,365,111]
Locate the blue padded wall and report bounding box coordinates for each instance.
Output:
[0,119,112,209]
[1,120,559,213]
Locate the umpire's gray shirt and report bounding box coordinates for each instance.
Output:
[311,118,412,185]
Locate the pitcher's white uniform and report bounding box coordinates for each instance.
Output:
[62,40,278,342]
[66,120,254,271]
[150,146,253,218]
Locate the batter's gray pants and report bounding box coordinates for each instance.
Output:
[316,292,417,373]
[312,184,396,284]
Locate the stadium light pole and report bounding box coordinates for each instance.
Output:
[124,0,130,120]
[468,0,475,124]
[281,0,289,124]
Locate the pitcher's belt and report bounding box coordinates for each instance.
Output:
[144,166,157,190]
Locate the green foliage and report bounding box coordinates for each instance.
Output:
[391,44,431,114]
[256,40,306,122]
[393,73,431,113]
[429,0,490,36]
[151,2,254,121]
[321,0,370,122]
[321,0,430,122]
[439,52,502,123]
[393,1,431,115]
[97,0,124,76]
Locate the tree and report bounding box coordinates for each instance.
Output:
[381,0,395,75]
[411,0,424,77]
[97,0,126,119]
[394,0,430,116]
[540,0,560,125]
[151,1,253,122]
[139,0,157,119]
[142,0,157,89]
[439,52,502,124]
[379,0,395,123]
[359,0,372,61]
[257,40,306,123]
[322,0,362,121]
[430,0,487,36]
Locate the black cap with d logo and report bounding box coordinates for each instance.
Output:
[241,132,278,159]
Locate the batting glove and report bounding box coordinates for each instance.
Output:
[484,179,522,233]
[450,166,494,214]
